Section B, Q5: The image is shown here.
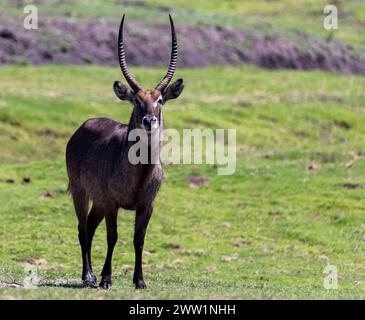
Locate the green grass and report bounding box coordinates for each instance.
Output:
[0,65,365,299]
[1,0,364,47]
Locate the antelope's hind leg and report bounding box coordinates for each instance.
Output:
[86,205,105,282]
[71,187,97,287]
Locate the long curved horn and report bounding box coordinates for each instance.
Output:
[118,14,142,93]
[155,14,178,93]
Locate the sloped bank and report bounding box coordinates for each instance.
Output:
[0,18,364,75]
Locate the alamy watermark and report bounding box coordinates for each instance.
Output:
[23,264,39,288]
[323,264,338,290]
[23,4,38,30]
[128,128,236,175]
[323,5,338,30]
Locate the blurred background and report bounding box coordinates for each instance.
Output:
[0,0,365,299]
[1,0,364,73]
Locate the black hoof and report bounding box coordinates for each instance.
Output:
[82,272,97,287]
[99,275,112,290]
[134,279,147,289]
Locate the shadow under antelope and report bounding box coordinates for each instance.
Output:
[66,14,184,289]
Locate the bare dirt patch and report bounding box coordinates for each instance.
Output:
[187,175,209,187]
[342,183,362,189]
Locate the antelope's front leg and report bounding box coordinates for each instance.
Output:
[99,206,118,289]
[133,206,153,289]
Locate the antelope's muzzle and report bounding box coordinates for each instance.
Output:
[142,115,158,131]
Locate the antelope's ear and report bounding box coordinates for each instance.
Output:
[162,79,184,102]
[113,81,135,101]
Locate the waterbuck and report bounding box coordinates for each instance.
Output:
[66,14,184,289]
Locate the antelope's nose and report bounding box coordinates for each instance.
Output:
[142,115,158,130]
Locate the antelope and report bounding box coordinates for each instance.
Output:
[66,14,184,289]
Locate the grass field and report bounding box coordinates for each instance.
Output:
[0,65,365,299]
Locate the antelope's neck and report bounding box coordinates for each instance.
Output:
[124,120,164,166]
